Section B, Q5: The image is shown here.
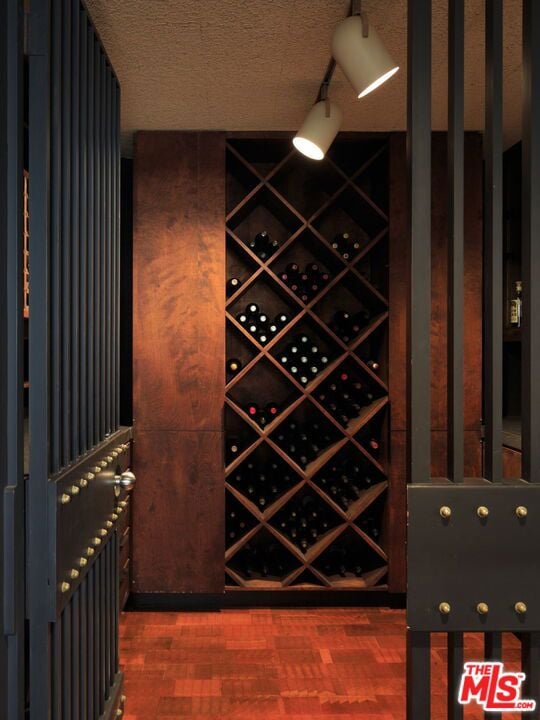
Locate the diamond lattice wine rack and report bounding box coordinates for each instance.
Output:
[225,136,390,591]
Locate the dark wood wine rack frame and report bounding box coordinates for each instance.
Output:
[224,135,390,592]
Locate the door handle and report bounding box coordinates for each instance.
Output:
[114,470,136,489]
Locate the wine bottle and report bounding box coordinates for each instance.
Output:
[246,302,259,316]
[226,277,242,296]
[236,312,248,325]
[265,402,280,419]
[245,402,259,419]
[226,437,242,464]
[226,358,242,375]
[510,280,523,327]
[275,312,289,327]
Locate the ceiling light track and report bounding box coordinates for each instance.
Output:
[293,0,399,160]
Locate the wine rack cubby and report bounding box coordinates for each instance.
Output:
[225,136,390,591]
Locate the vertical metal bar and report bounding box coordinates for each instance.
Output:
[52,619,62,720]
[100,52,107,441]
[94,40,101,445]
[105,68,112,437]
[79,6,88,454]
[447,633,464,720]
[522,0,540,483]
[50,0,62,474]
[112,531,119,674]
[70,0,80,461]
[80,577,87,720]
[62,602,72,720]
[406,630,431,720]
[61,0,72,466]
[484,0,503,483]
[87,23,95,449]
[94,554,101,716]
[114,82,121,430]
[484,632,502,720]
[2,0,26,716]
[27,0,53,713]
[521,633,540,719]
[447,0,464,482]
[104,539,111,691]
[87,564,94,720]
[72,590,80,720]
[407,0,431,484]
[100,545,106,713]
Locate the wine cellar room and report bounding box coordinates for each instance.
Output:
[7,0,539,719]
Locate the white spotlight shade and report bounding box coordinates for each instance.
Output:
[331,15,399,99]
[293,100,343,160]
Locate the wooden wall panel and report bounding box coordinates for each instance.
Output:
[389,132,483,434]
[133,131,225,593]
[388,133,484,593]
[133,132,225,433]
[132,431,224,593]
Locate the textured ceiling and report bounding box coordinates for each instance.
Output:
[85,0,523,154]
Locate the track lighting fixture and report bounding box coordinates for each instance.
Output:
[293,82,343,161]
[332,1,399,99]
[293,1,398,160]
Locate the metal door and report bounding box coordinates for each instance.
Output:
[24,0,132,718]
[406,0,540,718]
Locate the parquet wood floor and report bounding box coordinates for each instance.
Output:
[120,608,522,719]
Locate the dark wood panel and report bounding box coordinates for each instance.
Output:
[431,430,483,477]
[387,432,407,593]
[132,430,225,593]
[133,131,226,432]
[503,445,522,478]
[389,133,483,435]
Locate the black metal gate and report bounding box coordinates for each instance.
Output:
[23,0,129,718]
[406,0,540,717]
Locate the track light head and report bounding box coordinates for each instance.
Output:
[293,99,343,160]
[332,14,399,99]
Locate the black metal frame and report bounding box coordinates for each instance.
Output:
[406,0,540,717]
[26,0,124,717]
[0,1,25,718]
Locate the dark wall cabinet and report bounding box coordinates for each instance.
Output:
[132,131,483,598]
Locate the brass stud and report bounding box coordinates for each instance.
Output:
[70,485,80,496]
[118,500,128,508]
[79,557,88,568]
[121,694,126,703]
[105,520,113,529]
[111,513,119,521]
[516,506,528,518]
[116,709,123,718]
[99,460,107,469]
[91,537,101,547]
[115,506,124,514]
[93,466,102,474]
[114,487,121,498]
[59,493,71,505]
[439,506,452,519]
[85,472,95,481]
[98,528,107,537]
[69,568,80,580]
[477,602,489,615]
[439,602,451,615]
[106,455,114,464]
[79,478,88,488]
[86,547,95,557]
[60,581,71,593]
[515,601,527,615]
[477,506,489,519]
[111,450,119,459]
